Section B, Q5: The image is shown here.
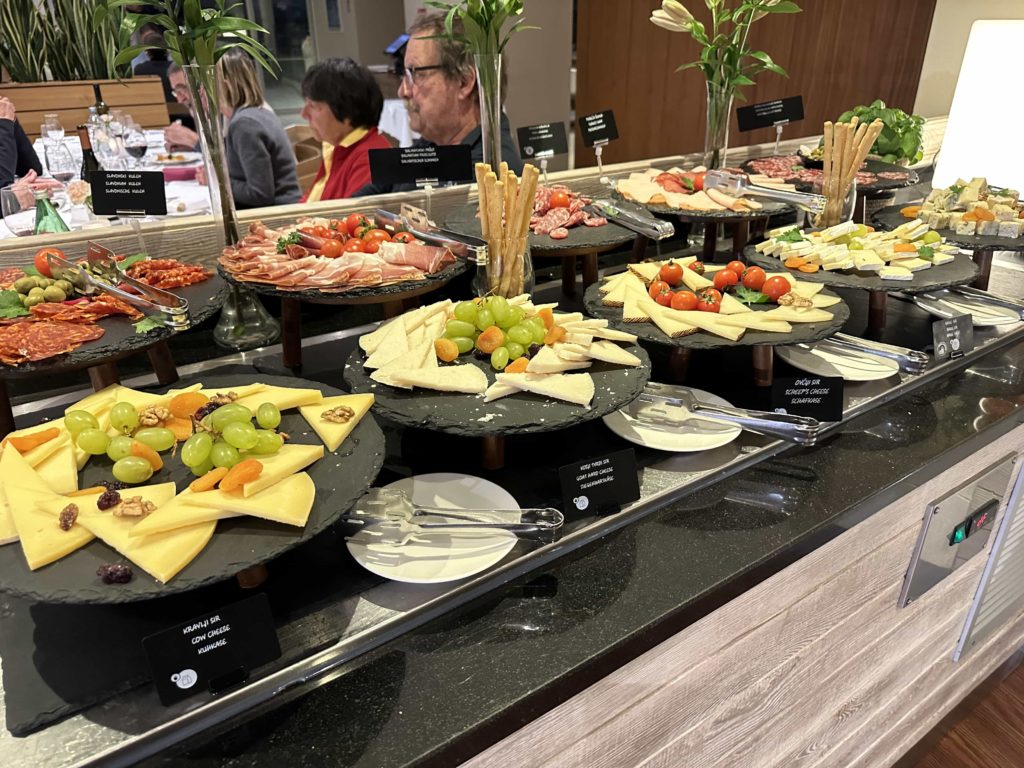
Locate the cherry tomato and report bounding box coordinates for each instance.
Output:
[329,219,345,232]
[688,261,705,275]
[655,290,674,307]
[299,226,316,236]
[696,287,722,313]
[742,266,767,291]
[34,247,63,278]
[648,280,671,301]
[312,225,331,238]
[343,238,366,253]
[355,224,375,240]
[549,191,571,209]
[762,276,791,302]
[670,291,698,311]
[659,261,683,287]
[713,269,739,292]
[362,228,392,244]
[726,260,746,276]
[345,213,370,237]
[392,231,416,243]
[692,172,705,192]
[320,239,344,259]
[363,239,383,254]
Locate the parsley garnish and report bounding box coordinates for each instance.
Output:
[775,228,806,244]
[276,232,302,253]
[916,246,935,260]
[948,184,964,195]
[680,176,695,192]
[735,286,770,304]
[0,290,29,319]
[133,317,164,334]
[22,266,40,277]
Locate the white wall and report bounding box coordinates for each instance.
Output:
[915,0,1024,118]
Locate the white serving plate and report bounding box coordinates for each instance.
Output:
[602,385,742,453]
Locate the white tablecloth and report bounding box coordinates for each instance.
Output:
[380,99,417,148]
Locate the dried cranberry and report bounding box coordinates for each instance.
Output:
[100,480,128,491]
[193,402,219,421]
[97,564,133,584]
[97,489,121,511]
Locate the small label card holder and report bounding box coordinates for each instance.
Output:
[143,594,281,706]
[516,122,569,160]
[577,110,619,148]
[559,448,640,514]
[90,170,167,216]
[736,96,805,132]
[368,145,473,189]
[932,315,974,362]
[772,375,844,422]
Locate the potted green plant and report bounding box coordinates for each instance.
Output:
[837,100,925,166]
[113,0,281,350]
[650,0,801,169]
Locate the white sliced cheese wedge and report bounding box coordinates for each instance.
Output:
[889,257,932,272]
[527,346,593,374]
[879,265,913,281]
[496,372,595,408]
[483,381,519,403]
[628,262,663,284]
[811,294,842,309]
[389,365,489,395]
[364,319,410,369]
[589,326,639,343]
[762,306,834,323]
[716,314,793,333]
[585,340,641,367]
[657,309,744,341]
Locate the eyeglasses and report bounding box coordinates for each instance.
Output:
[402,64,444,87]
[172,83,190,95]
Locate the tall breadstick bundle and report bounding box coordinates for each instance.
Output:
[816,117,885,227]
[475,161,540,297]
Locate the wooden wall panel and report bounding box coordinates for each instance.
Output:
[575,0,938,166]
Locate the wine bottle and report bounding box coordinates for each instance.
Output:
[33,190,70,235]
[92,84,109,117]
[78,125,100,182]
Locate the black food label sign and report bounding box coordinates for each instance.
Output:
[932,315,974,361]
[736,96,805,132]
[772,375,844,422]
[578,110,619,147]
[369,145,473,188]
[91,170,167,216]
[559,448,640,514]
[516,122,569,159]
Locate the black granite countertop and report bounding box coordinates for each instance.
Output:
[134,336,1024,768]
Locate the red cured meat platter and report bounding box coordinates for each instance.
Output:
[741,156,919,194]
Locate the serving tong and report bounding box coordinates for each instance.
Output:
[44,243,190,330]
[633,382,822,445]
[374,208,488,265]
[827,333,930,374]
[585,199,676,240]
[343,488,564,547]
[790,340,901,376]
[950,286,1024,320]
[912,288,1022,326]
[703,170,827,216]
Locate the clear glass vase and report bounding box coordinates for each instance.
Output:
[477,241,534,299]
[183,64,279,351]
[704,80,735,170]
[474,54,504,174]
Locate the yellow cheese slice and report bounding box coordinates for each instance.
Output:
[627,261,663,284]
[74,446,89,471]
[66,386,118,417]
[716,313,793,333]
[811,294,842,309]
[129,489,238,537]
[660,309,744,341]
[299,394,374,452]
[623,284,651,323]
[233,385,324,413]
[191,382,264,400]
[680,265,715,291]
[16,428,71,468]
[720,293,753,315]
[762,306,835,324]
[39,482,212,583]
[187,473,316,527]
[602,272,645,307]
[0,447,91,565]
[241,443,324,497]
[635,293,697,339]
[34,443,79,495]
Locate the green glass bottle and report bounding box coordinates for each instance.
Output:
[33,190,70,235]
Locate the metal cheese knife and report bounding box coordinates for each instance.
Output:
[703,170,827,215]
[585,199,675,240]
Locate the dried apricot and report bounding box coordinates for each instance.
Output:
[475,325,505,354]
[219,459,263,493]
[6,427,61,453]
[963,210,980,222]
[797,263,820,273]
[504,356,529,373]
[893,243,917,253]
[189,466,229,493]
[784,257,807,268]
[544,325,566,345]
[169,391,209,419]
[130,440,164,471]
[975,208,995,222]
[900,205,921,219]
[434,338,459,363]
[538,307,555,330]
[68,486,105,497]
[164,416,193,442]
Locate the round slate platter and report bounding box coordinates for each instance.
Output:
[443,201,637,254]
[343,345,651,436]
[0,373,385,604]
[583,282,849,350]
[744,245,980,296]
[613,191,792,222]
[0,272,227,380]
[872,204,1024,253]
[217,259,467,305]
[740,157,920,194]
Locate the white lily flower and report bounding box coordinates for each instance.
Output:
[662,0,694,23]
[650,9,690,32]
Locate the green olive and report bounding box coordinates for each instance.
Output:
[27,287,45,299]
[19,294,30,307]
[42,286,66,302]
[55,280,73,295]
[32,276,48,289]
[24,296,44,307]
[13,277,35,294]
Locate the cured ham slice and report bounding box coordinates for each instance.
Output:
[378,242,455,273]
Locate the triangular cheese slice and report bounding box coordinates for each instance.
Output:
[584,340,642,367]
[371,338,433,389]
[811,294,842,308]
[553,312,585,326]
[527,346,592,374]
[233,384,323,412]
[716,313,793,333]
[241,443,324,497]
[720,293,752,315]
[561,319,609,331]
[496,372,595,408]
[623,284,651,323]
[186,473,316,527]
[554,345,592,362]
[660,309,744,341]
[603,272,645,307]
[785,278,824,298]
[34,443,79,495]
[636,293,698,339]
[628,261,663,283]
[129,489,239,537]
[589,326,638,343]
[483,381,519,402]
[14,428,71,468]
[359,317,400,354]
[388,365,489,394]
[762,306,834,323]
[364,319,410,369]
[66,386,118,417]
[680,265,714,291]
[299,394,374,452]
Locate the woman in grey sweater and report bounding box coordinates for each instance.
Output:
[210,52,301,209]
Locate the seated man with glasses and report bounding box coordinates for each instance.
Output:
[300,58,392,202]
[355,12,522,197]
[163,63,201,153]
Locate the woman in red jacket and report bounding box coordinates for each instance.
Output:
[300,58,392,202]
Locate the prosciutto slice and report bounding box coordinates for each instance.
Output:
[378,241,455,273]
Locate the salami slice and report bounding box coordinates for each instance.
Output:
[0,321,105,366]
[550,227,570,240]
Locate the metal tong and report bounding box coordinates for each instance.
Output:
[634,382,823,445]
[829,333,930,374]
[45,243,190,330]
[950,286,1024,320]
[585,198,676,240]
[374,208,488,265]
[703,170,827,216]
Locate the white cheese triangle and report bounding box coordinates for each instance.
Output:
[496,372,595,407]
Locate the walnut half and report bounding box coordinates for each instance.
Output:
[113,496,157,518]
[321,405,355,424]
[209,391,239,406]
[777,292,813,308]
[139,406,172,427]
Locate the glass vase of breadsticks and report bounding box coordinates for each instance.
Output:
[475,161,540,298]
[816,117,884,228]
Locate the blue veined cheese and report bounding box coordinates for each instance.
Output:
[998,220,1023,238]
[956,220,977,236]
[947,212,965,230]
[993,204,1017,222]
[978,220,1002,236]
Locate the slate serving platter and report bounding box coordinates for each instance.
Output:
[218,259,467,305]
[583,282,849,350]
[0,374,385,604]
[613,191,792,222]
[872,204,1024,253]
[343,345,651,436]
[443,201,637,255]
[740,157,920,194]
[744,245,980,295]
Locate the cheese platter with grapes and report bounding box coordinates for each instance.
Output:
[0,374,384,603]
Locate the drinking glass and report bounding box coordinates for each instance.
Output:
[46,144,78,185]
[41,113,62,146]
[0,185,36,237]
[123,121,149,168]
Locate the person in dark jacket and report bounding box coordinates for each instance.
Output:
[132,26,175,103]
[0,97,44,190]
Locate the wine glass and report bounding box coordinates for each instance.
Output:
[123,121,149,168]
[40,113,62,147]
[46,143,78,198]
[1,185,36,237]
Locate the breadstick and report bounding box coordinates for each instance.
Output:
[820,121,834,228]
[489,175,504,291]
[512,165,540,294]
[499,161,509,186]
[841,119,883,204]
[475,163,490,240]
